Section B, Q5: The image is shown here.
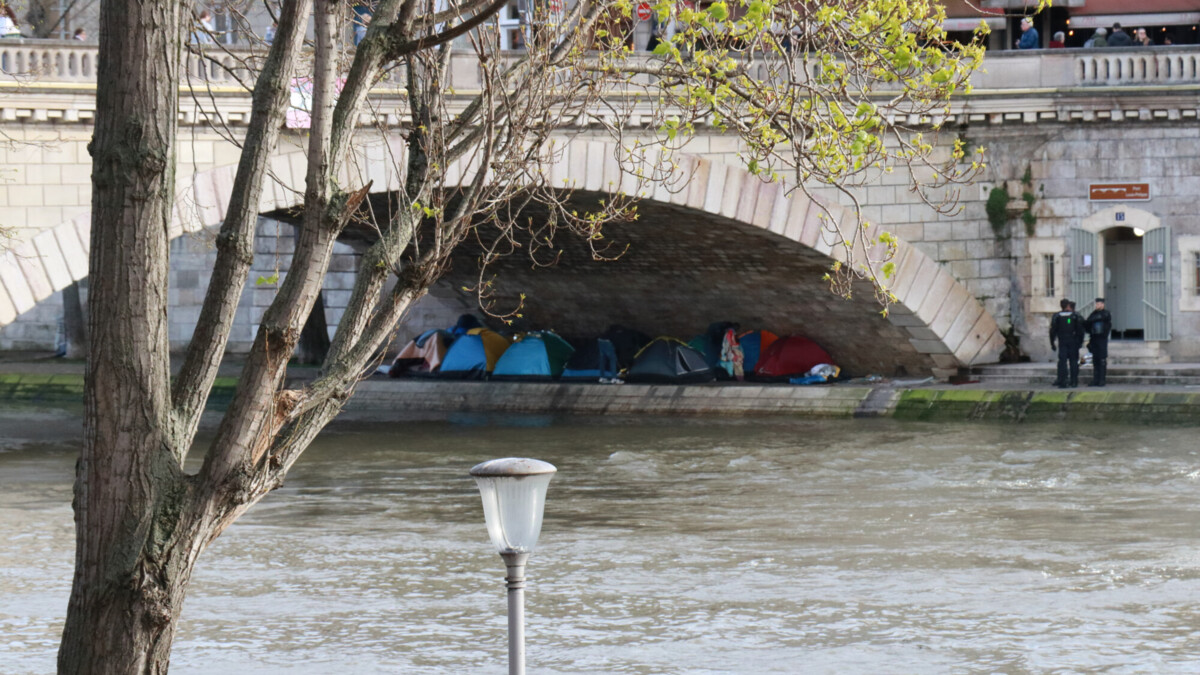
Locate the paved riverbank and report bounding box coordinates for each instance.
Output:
[1,360,1199,424]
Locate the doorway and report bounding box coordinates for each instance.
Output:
[1103,227,1143,340]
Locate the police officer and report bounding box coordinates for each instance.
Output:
[1049,298,1085,388]
[1085,297,1113,387]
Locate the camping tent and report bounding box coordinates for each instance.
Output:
[625,337,716,384]
[737,329,779,373]
[688,321,739,370]
[561,338,619,382]
[388,329,454,377]
[491,332,575,380]
[753,334,834,380]
[687,335,721,369]
[437,328,512,379]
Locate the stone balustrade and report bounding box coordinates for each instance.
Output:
[0,40,97,82]
[977,47,1200,89]
[3,39,1200,91]
[1074,50,1200,86]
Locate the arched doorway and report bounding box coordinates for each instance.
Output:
[1072,206,1171,342]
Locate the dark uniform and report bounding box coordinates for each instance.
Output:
[1085,299,1113,387]
[1049,304,1086,388]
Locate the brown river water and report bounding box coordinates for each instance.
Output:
[2,409,1200,673]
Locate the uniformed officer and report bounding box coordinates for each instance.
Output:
[1049,298,1086,388]
[1085,297,1113,387]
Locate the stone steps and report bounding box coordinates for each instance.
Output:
[1106,341,1169,365]
[969,364,1200,387]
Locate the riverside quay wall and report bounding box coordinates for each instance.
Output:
[2,45,1200,375]
[0,371,1198,426]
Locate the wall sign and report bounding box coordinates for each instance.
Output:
[1089,183,1151,201]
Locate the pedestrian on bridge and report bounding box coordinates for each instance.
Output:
[0,6,20,39]
[1015,17,1039,50]
[1050,298,1085,388]
[1086,298,1112,387]
[1107,23,1133,47]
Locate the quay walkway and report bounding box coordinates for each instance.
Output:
[1,355,1198,425]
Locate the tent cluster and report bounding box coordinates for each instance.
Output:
[382,317,840,385]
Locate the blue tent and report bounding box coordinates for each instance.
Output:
[737,329,779,373]
[491,332,575,380]
[437,328,511,379]
[561,338,619,382]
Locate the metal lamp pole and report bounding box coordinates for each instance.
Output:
[470,458,557,675]
[502,551,529,674]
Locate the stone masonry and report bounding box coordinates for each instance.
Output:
[9,47,1200,372]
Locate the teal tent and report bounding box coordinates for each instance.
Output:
[491,331,575,380]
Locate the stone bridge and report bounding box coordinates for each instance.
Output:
[3,42,1200,375]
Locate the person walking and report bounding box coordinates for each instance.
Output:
[1084,27,1107,48]
[352,3,372,45]
[1086,298,1113,387]
[1050,298,1086,388]
[0,5,21,38]
[1015,17,1039,50]
[1107,23,1133,47]
[192,10,215,44]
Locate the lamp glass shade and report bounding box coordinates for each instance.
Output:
[471,459,556,553]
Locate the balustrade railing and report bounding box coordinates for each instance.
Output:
[1073,50,1200,85]
[0,40,96,82]
[2,39,1199,92]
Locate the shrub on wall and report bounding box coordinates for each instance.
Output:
[986,185,1011,239]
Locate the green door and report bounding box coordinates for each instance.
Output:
[1142,226,1171,341]
[1070,228,1099,315]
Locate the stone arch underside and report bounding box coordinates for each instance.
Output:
[0,140,1003,377]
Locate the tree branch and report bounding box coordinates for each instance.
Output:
[198,0,343,492]
[387,0,509,58]
[171,0,315,452]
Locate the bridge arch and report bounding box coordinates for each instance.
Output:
[0,140,1002,376]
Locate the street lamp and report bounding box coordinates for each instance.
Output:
[470,457,557,675]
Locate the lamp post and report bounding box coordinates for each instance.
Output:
[470,457,557,675]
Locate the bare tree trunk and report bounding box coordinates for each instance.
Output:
[62,281,87,359]
[296,291,331,364]
[57,0,188,670]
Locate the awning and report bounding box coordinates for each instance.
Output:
[980,0,1086,8]
[1069,12,1200,28]
[1070,0,1200,14]
[939,0,1007,31]
[943,17,1007,30]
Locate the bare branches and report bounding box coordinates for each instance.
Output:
[185,0,989,526]
[388,0,511,57]
[172,0,316,453]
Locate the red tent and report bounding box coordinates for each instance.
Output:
[754,335,834,378]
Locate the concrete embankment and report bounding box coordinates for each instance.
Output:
[3,371,1199,424]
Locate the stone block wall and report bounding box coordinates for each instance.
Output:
[1006,123,1200,363]
[8,121,1200,368]
[0,217,362,352]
